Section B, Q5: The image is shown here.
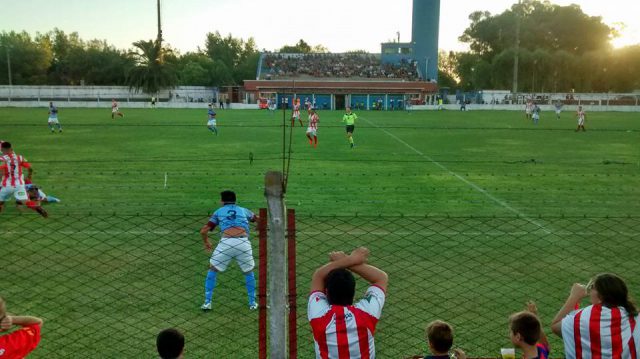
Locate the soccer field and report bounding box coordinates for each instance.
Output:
[1,107,639,357]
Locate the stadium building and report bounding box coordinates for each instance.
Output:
[244,0,441,110]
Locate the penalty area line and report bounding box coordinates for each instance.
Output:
[360,116,552,235]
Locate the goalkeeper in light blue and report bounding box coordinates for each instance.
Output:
[199,190,258,311]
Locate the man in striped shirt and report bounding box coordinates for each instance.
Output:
[291,99,304,127]
[0,142,48,217]
[306,109,319,148]
[308,247,388,359]
[551,274,640,358]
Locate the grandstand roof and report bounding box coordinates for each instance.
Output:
[244,80,437,94]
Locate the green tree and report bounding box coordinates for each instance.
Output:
[458,0,616,91]
[204,32,258,85]
[126,39,177,94]
[0,31,52,85]
[279,39,312,53]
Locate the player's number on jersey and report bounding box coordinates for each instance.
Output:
[226,210,237,220]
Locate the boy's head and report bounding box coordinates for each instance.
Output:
[509,311,541,347]
[157,328,184,359]
[1,141,11,154]
[426,320,454,354]
[220,190,236,204]
[325,268,356,306]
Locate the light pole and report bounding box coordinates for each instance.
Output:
[425,57,430,82]
[4,43,11,87]
[512,0,521,96]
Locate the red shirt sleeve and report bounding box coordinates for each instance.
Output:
[21,162,31,169]
[0,324,42,359]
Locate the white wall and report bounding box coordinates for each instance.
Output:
[0,85,217,104]
[413,104,640,112]
[0,100,258,110]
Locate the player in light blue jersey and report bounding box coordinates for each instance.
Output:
[48,102,62,133]
[199,190,259,311]
[206,104,218,135]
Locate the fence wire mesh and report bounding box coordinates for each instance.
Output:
[293,215,640,359]
[0,213,261,358]
[2,213,639,358]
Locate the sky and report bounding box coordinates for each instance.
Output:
[1,0,638,53]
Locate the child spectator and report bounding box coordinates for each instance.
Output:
[406,320,466,359]
[156,328,184,359]
[0,296,43,358]
[509,302,550,359]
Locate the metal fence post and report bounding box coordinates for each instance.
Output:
[258,208,268,359]
[265,171,287,359]
[287,208,297,359]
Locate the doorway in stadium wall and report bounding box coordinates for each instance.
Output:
[335,94,346,110]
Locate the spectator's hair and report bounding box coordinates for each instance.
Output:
[220,190,236,204]
[509,311,541,346]
[589,273,638,317]
[156,328,184,359]
[426,320,454,353]
[1,142,11,150]
[325,268,356,305]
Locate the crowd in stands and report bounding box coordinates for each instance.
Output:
[263,53,420,81]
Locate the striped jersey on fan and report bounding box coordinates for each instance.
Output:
[561,304,640,359]
[308,286,385,359]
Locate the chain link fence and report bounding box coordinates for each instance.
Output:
[1,213,639,358]
[293,215,640,359]
[0,213,261,358]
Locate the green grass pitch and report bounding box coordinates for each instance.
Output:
[0,107,638,357]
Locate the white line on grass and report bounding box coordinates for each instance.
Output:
[360,116,552,234]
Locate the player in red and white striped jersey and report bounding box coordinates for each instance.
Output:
[551,274,640,359]
[308,247,388,359]
[0,142,48,217]
[306,109,319,148]
[291,99,304,127]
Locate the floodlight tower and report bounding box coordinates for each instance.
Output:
[411,0,440,82]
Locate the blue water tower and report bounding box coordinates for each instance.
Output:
[412,0,440,82]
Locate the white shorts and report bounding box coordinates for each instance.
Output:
[526,109,532,115]
[578,118,585,126]
[0,185,28,202]
[48,117,59,124]
[207,120,217,127]
[306,128,317,136]
[556,110,562,115]
[112,107,119,113]
[210,237,254,272]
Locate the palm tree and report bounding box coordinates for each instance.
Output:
[126,39,177,94]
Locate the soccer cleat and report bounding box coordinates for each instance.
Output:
[249,303,258,310]
[201,302,212,311]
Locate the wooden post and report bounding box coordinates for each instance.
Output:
[264,171,287,359]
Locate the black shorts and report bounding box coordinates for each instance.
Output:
[345,125,355,133]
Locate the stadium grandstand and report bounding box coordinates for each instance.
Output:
[244,0,441,110]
